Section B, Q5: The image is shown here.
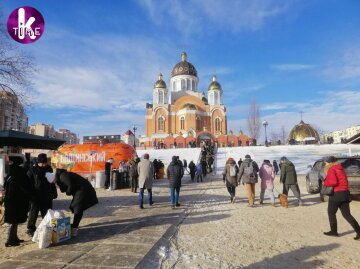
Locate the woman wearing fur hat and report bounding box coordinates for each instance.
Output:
[223,158,239,203]
[322,156,360,240]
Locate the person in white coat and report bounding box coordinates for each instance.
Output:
[137,153,154,209]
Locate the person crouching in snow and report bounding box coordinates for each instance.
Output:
[223,158,239,203]
[55,169,98,236]
[259,160,276,207]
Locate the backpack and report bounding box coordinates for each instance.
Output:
[244,161,255,178]
[229,165,236,177]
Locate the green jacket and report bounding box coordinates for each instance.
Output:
[280,160,297,184]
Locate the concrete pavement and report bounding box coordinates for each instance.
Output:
[0,174,218,269]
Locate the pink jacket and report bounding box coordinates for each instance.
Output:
[259,163,275,189]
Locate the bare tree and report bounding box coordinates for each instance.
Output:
[247,97,261,140]
[0,15,35,105]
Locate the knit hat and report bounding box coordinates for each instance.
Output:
[143,153,149,159]
[245,154,251,159]
[37,153,47,163]
[280,156,287,161]
[324,156,337,163]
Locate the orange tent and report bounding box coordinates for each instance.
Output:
[51,142,136,177]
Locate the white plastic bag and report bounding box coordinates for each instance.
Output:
[38,226,53,249]
[32,209,55,243]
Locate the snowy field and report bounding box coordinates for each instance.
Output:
[138,144,360,175]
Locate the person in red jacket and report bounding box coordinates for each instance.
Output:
[322,156,360,240]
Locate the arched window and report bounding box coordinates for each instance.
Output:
[209,92,214,105]
[215,118,221,132]
[158,117,165,131]
[187,79,190,90]
[181,79,186,90]
[214,92,219,105]
[159,91,164,104]
[192,80,195,91]
[180,117,185,130]
[173,81,176,91]
[153,91,158,104]
[196,116,201,131]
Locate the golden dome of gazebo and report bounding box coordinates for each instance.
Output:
[288,120,320,143]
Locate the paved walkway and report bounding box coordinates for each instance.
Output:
[0,174,216,269]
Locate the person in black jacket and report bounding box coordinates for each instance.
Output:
[4,158,35,247]
[55,169,98,236]
[188,161,196,182]
[167,156,184,208]
[26,153,57,236]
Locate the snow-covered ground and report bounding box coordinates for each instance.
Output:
[137,144,360,175]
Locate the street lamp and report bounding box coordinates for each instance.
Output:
[262,120,269,146]
[132,124,137,149]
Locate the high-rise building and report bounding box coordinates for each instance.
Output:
[57,129,80,144]
[0,91,28,132]
[28,123,79,144]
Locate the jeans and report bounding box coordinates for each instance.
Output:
[139,188,153,206]
[170,187,180,205]
[197,174,203,182]
[260,188,275,204]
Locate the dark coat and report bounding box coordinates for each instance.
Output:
[128,160,139,179]
[27,164,57,205]
[4,164,35,224]
[167,158,184,188]
[280,160,298,185]
[56,169,98,214]
[188,161,196,175]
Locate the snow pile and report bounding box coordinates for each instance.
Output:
[138,144,360,175]
[217,144,360,175]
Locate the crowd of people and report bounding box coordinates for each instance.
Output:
[3,150,359,248]
[3,153,98,247]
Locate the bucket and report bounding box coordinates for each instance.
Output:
[95,171,106,188]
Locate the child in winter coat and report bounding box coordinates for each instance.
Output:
[259,160,276,206]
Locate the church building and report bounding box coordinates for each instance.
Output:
[142,52,228,148]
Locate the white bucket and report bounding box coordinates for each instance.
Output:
[95,171,106,188]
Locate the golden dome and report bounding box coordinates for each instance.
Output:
[288,120,320,143]
[171,52,198,77]
[154,73,166,88]
[208,75,222,91]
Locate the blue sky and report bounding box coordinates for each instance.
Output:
[2,0,360,142]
